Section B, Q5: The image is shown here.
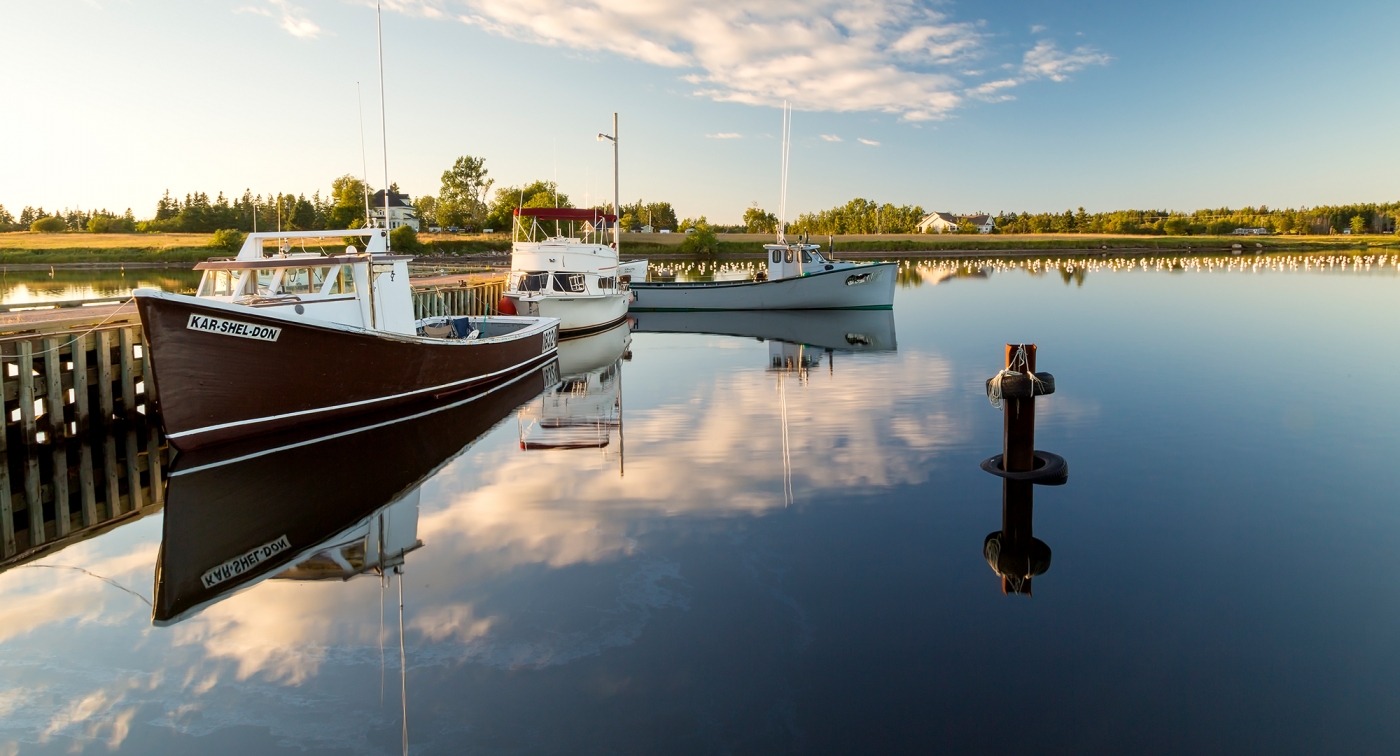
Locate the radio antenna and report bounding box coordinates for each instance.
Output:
[358,82,372,230]
[376,2,391,249]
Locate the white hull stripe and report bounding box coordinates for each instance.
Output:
[168,348,557,440]
[171,365,550,477]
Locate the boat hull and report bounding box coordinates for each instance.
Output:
[136,291,558,451]
[507,291,630,336]
[629,262,897,311]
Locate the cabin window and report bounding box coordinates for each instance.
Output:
[311,267,330,292]
[552,273,586,293]
[283,268,313,294]
[771,250,781,263]
[598,276,615,290]
[801,250,812,263]
[785,249,794,263]
[519,272,549,292]
[256,269,277,296]
[199,270,236,297]
[330,265,356,294]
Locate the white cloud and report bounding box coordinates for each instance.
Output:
[966,77,1018,102]
[238,0,323,39]
[857,138,880,146]
[706,132,743,139]
[1030,24,1047,34]
[1021,40,1110,82]
[820,134,843,142]
[381,1,1110,122]
[429,0,983,122]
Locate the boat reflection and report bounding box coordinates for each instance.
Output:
[628,308,896,353]
[518,322,630,468]
[153,360,558,625]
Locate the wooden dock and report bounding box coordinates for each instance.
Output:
[0,277,509,566]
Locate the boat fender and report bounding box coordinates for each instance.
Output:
[979,451,1068,485]
[497,296,517,315]
[984,372,1055,400]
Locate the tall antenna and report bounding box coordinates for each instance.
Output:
[777,102,792,243]
[358,82,372,229]
[376,2,391,250]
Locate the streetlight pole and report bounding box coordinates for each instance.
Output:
[597,113,619,254]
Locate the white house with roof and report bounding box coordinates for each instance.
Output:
[369,190,420,232]
[918,212,995,234]
[918,212,959,233]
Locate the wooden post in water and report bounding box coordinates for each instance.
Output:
[0,355,12,557]
[97,331,120,516]
[120,328,143,511]
[142,334,164,507]
[73,334,97,526]
[43,338,70,537]
[1002,344,1037,473]
[18,342,41,546]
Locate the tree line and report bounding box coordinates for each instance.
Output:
[5,167,1396,239]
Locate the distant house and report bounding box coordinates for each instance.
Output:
[369,190,420,232]
[918,212,958,233]
[918,212,993,234]
[965,214,994,234]
[640,224,654,233]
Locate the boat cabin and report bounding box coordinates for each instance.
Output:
[193,228,417,334]
[764,241,869,280]
[508,208,626,299]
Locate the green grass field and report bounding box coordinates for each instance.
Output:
[1,229,1394,265]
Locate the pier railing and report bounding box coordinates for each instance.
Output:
[0,323,165,563]
[412,278,506,319]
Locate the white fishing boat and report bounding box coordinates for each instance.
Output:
[500,207,632,336]
[629,244,896,311]
[628,104,896,311]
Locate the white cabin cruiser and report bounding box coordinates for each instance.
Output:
[501,208,632,337]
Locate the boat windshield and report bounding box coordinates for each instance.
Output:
[552,273,586,293]
[198,265,357,298]
[518,272,550,292]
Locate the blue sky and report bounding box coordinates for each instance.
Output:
[2,0,1396,223]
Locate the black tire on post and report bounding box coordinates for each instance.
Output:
[980,451,1068,485]
[985,372,1055,400]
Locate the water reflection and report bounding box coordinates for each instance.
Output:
[984,480,1051,595]
[0,268,200,306]
[518,323,631,462]
[156,362,556,624]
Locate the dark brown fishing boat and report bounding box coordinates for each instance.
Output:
[153,358,556,625]
[134,228,559,451]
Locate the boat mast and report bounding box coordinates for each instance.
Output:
[358,81,372,230]
[777,102,792,245]
[376,2,391,250]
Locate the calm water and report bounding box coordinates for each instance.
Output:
[3,252,1400,754]
[0,268,201,305]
